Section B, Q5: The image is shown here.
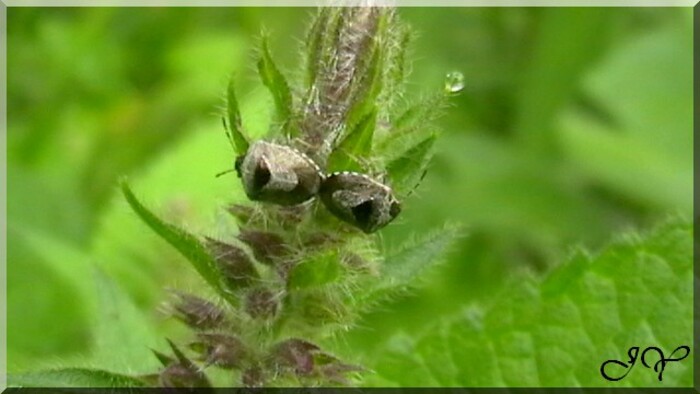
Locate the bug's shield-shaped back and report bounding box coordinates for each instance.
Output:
[236,141,324,206]
[319,172,401,233]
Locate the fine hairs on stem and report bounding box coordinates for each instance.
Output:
[122,6,460,387]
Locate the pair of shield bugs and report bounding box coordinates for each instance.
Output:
[234,140,401,234]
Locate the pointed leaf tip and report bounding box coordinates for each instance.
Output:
[152,348,174,367]
[257,35,294,136]
[166,338,191,366]
[387,133,438,196]
[328,109,377,172]
[120,181,237,307]
[226,77,249,155]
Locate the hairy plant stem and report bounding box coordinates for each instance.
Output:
[301,7,386,166]
[123,5,455,388]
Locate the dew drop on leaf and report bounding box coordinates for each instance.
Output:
[444,71,464,94]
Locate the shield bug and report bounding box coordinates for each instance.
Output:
[319,171,401,233]
[235,140,324,206]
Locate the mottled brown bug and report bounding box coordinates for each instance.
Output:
[319,171,401,233]
[235,140,324,206]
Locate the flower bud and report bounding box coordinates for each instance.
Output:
[205,237,259,289]
[169,291,226,330]
[303,231,342,249]
[159,363,211,389]
[189,332,248,369]
[342,252,371,272]
[158,339,212,389]
[244,287,280,320]
[274,204,309,227]
[315,353,364,385]
[241,365,265,387]
[237,229,288,265]
[227,204,255,224]
[272,338,320,376]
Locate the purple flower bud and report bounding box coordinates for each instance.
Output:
[274,204,309,227]
[342,252,371,271]
[227,204,255,224]
[237,229,288,265]
[244,287,280,320]
[189,332,248,369]
[159,363,211,389]
[241,365,265,387]
[303,231,343,249]
[169,291,227,330]
[272,338,321,376]
[317,356,364,385]
[205,237,259,289]
[158,339,212,389]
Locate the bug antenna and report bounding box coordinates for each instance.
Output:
[215,168,237,178]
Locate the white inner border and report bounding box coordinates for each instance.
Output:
[0,1,695,392]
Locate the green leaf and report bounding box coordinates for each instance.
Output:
[120,180,237,307]
[8,226,92,371]
[304,7,330,89]
[558,21,692,214]
[86,125,269,387]
[370,218,693,387]
[366,224,461,303]
[559,114,691,212]
[288,250,343,290]
[225,77,249,155]
[514,8,614,153]
[410,132,616,254]
[393,93,447,133]
[91,104,268,309]
[385,24,411,98]
[90,268,162,374]
[257,35,293,135]
[376,93,446,156]
[345,37,384,130]
[327,109,376,173]
[319,8,346,75]
[386,134,437,196]
[9,368,146,388]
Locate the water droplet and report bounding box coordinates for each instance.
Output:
[444,71,464,94]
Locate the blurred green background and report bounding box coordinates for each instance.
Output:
[7,6,692,380]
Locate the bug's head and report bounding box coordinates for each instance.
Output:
[234,155,246,178]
